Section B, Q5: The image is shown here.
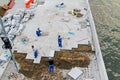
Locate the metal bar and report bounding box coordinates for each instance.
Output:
[9,49,19,72]
[0,17,19,72]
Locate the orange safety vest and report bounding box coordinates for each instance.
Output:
[26,0,34,8]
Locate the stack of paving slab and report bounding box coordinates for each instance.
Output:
[11,0,92,64]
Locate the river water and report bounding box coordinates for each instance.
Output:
[90,0,120,80]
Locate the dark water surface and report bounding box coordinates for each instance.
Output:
[90,0,120,80]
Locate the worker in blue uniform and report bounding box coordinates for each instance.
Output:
[36,28,42,37]
[48,58,54,72]
[32,45,38,58]
[58,35,62,48]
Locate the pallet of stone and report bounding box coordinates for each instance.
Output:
[0,6,7,17]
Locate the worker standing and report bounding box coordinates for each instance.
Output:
[58,35,62,48]
[48,57,54,73]
[31,45,38,58]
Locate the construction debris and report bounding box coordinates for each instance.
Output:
[73,8,81,12]
[1,8,35,40]
[76,12,83,17]
[69,8,83,18]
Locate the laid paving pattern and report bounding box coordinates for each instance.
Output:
[13,0,93,64]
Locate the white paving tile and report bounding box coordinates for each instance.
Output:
[68,67,83,80]
[25,52,34,59]
[33,55,42,64]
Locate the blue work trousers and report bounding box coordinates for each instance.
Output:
[48,64,54,72]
